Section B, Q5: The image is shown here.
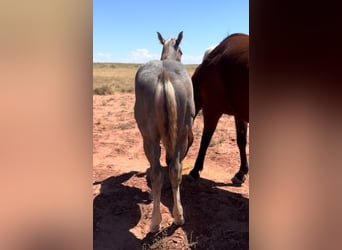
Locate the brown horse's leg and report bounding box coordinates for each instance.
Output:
[189,111,221,179]
[232,116,248,185]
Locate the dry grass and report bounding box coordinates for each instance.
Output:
[142,230,198,250]
[184,64,198,76]
[93,63,139,94]
[93,84,113,95]
[93,63,199,95]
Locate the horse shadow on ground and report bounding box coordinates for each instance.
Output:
[159,173,249,249]
[93,171,150,250]
[93,169,248,250]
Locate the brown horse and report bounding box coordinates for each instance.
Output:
[189,33,249,185]
[134,32,195,232]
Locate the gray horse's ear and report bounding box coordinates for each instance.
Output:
[176,31,183,46]
[157,32,165,45]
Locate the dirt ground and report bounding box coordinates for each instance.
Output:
[93,93,249,249]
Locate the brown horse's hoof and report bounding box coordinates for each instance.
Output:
[231,173,246,185]
[188,169,200,180]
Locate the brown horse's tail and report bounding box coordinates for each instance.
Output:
[191,65,202,116]
[155,72,177,157]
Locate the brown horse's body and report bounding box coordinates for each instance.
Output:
[189,33,249,184]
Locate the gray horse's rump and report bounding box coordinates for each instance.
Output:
[134,59,194,136]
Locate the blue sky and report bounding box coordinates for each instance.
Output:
[93,0,249,64]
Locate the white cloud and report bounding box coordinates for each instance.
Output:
[94,52,113,62]
[181,55,202,64]
[93,50,201,64]
[128,48,159,63]
[128,48,201,64]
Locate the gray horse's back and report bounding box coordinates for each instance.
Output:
[135,60,192,96]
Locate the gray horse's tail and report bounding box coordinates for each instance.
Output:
[155,71,177,158]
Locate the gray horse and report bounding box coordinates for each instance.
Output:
[134,32,195,232]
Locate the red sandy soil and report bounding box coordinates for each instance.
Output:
[93,93,249,249]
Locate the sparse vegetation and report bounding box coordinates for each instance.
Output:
[209,136,226,147]
[184,64,198,76]
[142,230,168,250]
[93,63,199,95]
[115,122,135,130]
[94,84,114,95]
[142,230,198,250]
[93,63,140,95]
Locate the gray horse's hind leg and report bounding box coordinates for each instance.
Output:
[231,117,248,185]
[169,152,185,226]
[143,138,163,232]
